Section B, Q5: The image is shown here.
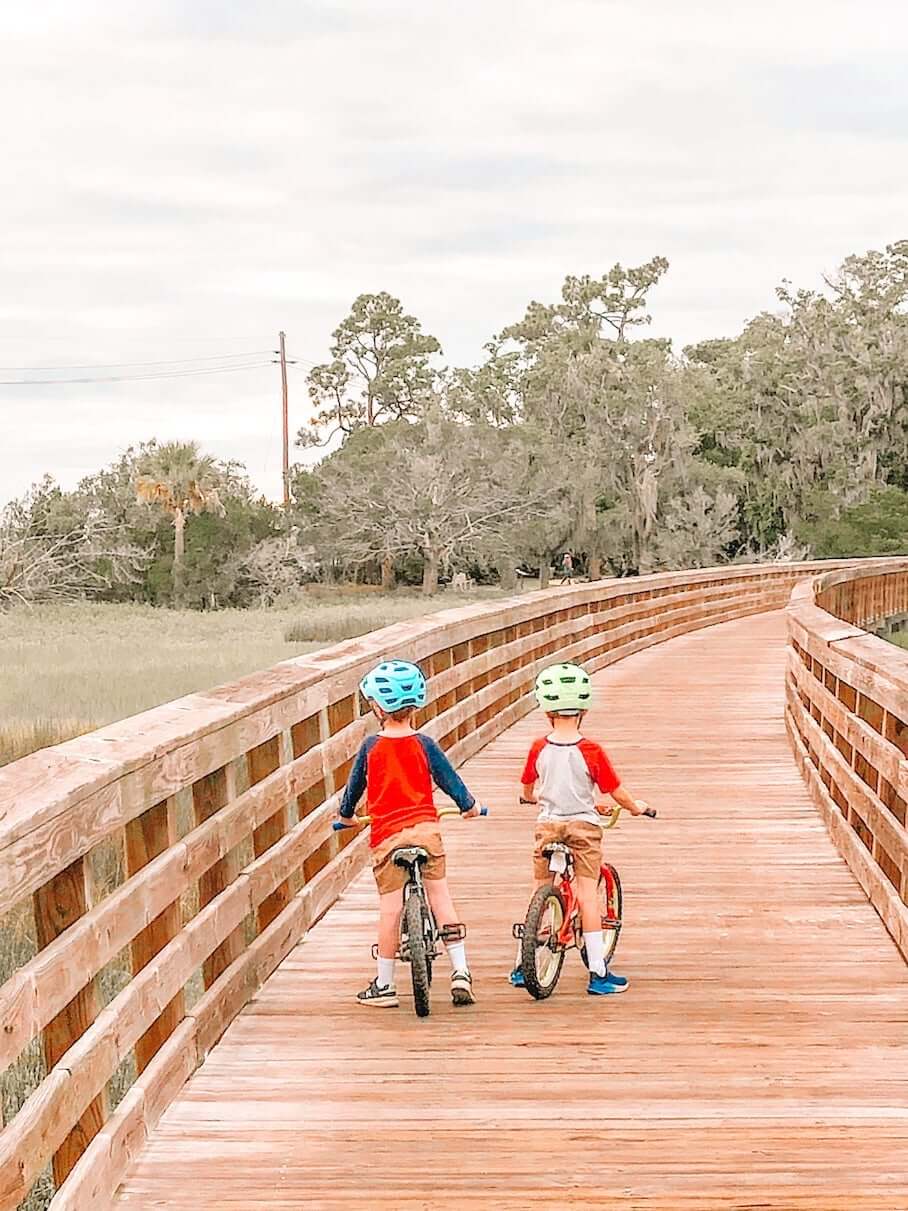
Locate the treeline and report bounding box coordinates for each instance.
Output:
[3,240,908,609]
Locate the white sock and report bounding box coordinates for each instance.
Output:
[446,941,468,973]
[377,956,396,988]
[584,931,606,977]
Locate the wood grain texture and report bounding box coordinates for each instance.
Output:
[787,569,908,962]
[125,799,185,1073]
[32,858,108,1189]
[112,612,908,1211]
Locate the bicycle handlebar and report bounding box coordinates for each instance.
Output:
[601,802,657,829]
[332,806,488,832]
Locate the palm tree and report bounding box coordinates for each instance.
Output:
[135,441,225,604]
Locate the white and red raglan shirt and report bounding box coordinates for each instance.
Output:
[521,736,620,828]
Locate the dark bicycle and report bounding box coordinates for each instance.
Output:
[333,805,487,1016]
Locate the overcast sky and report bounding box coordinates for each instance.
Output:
[2,0,907,503]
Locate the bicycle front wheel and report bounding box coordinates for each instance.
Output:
[521,883,566,1000]
[403,893,432,1018]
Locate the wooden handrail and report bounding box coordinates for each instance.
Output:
[786,558,908,971]
[0,562,846,1210]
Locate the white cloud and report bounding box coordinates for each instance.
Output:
[2,0,907,501]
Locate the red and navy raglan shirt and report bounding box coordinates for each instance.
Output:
[339,733,475,849]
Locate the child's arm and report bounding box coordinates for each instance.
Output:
[583,739,649,816]
[417,736,479,816]
[601,784,646,816]
[336,738,372,820]
[519,740,544,803]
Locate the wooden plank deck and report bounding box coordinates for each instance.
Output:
[114,612,908,1210]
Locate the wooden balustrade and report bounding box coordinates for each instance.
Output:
[786,558,908,967]
[0,562,841,1211]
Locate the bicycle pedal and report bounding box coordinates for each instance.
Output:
[511,923,525,940]
[439,922,466,943]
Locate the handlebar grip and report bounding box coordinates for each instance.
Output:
[643,807,657,819]
[480,807,489,817]
[331,821,348,832]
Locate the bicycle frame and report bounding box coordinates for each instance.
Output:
[550,862,583,949]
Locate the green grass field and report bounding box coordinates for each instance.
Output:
[0,588,511,767]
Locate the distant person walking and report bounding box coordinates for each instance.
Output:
[559,551,574,585]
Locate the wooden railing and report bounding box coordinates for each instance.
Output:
[786,559,908,965]
[0,562,839,1210]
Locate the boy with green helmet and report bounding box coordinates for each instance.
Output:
[514,661,651,995]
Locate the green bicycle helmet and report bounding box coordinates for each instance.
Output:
[534,662,592,714]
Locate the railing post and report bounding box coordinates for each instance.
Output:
[33,857,108,1185]
[249,736,291,931]
[193,766,246,987]
[125,797,186,1073]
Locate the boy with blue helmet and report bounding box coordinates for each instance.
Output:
[336,659,482,1008]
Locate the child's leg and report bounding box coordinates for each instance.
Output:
[576,874,610,977]
[424,876,468,971]
[376,888,403,985]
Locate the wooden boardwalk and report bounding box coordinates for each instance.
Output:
[114,612,908,1210]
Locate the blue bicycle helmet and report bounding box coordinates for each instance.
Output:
[360,660,427,712]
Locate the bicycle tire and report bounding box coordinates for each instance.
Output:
[521,883,566,1000]
[403,893,432,1018]
[580,864,623,968]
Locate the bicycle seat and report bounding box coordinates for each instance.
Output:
[541,842,572,859]
[392,846,430,869]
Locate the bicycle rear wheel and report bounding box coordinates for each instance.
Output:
[580,864,623,968]
[403,893,432,1017]
[521,883,566,1000]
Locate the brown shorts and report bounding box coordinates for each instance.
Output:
[371,822,446,895]
[534,819,603,881]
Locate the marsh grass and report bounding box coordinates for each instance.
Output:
[281,592,496,643]
[0,591,508,767]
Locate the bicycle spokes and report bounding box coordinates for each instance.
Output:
[533,893,564,986]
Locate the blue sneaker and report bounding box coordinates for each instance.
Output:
[509,967,525,988]
[588,971,629,996]
[604,969,627,987]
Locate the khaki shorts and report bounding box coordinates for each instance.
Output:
[371,822,446,895]
[534,819,603,881]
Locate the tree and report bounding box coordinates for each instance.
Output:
[685,241,908,552]
[0,481,150,608]
[300,292,442,444]
[312,406,551,594]
[236,532,316,605]
[651,487,739,568]
[135,442,226,605]
[796,487,908,558]
[497,256,670,359]
[521,338,704,575]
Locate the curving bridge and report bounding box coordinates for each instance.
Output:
[2,561,908,1210]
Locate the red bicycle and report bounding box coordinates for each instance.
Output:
[512,803,656,1000]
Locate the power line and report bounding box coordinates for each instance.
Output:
[0,361,277,386]
[0,350,273,372]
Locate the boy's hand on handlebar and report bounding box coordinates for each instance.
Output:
[462,804,482,819]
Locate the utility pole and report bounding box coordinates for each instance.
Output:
[278,330,290,508]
